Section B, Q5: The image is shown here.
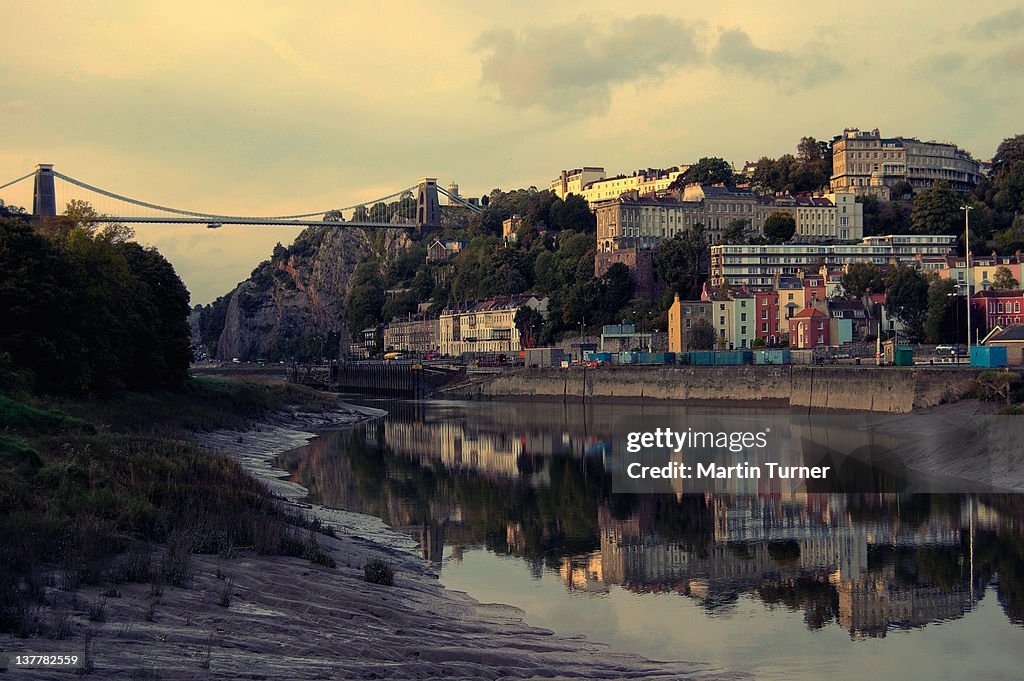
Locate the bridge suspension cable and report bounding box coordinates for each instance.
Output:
[436,185,482,213]
[0,172,34,191]
[50,170,420,221]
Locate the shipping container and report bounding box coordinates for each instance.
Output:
[754,349,791,365]
[894,346,913,367]
[971,345,1008,368]
[524,347,565,368]
[587,352,613,364]
[617,351,638,365]
[688,351,716,366]
[714,350,753,366]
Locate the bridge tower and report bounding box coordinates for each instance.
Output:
[33,164,57,217]
[415,178,441,233]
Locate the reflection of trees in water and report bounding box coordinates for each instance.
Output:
[758,576,840,630]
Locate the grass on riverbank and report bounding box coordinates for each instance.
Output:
[0,377,340,637]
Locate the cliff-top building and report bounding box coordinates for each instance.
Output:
[830,128,982,198]
[595,184,862,253]
[550,165,689,204]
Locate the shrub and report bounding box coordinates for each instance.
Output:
[363,559,394,586]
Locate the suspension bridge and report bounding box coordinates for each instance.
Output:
[0,164,481,232]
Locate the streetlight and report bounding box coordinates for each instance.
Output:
[961,205,973,355]
[947,290,959,364]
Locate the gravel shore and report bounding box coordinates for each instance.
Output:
[9,402,745,680]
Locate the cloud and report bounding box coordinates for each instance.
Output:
[711,29,842,88]
[474,16,703,113]
[912,51,969,79]
[967,6,1024,39]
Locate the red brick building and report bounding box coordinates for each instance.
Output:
[789,307,830,348]
[754,291,783,345]
[973,289,1024,329]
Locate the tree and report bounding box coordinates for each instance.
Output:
[514,307,544,349]
[911,181,962,235]
[352,205,369,222]
[859,195,911,236]
[924,279,958,344]
[670,157,736,189]
[600,263,634,315]
[991,265,1020,290]
[345,260,385,336]
[990,134,1024,213]
[653,226,708,300]
[723,218,750,244]
[890,180,913,201]
[841,263,886,300]
[885,267,930,341]
[763,212,796,244]
[687,318,716,350]
[549,194,595,232]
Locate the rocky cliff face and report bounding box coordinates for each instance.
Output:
[208,226,410,361]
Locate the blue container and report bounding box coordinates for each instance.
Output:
[617,351,638,365]
[587,352,613,363]
[971,346,1008,368]
[755,349,791,365]
[688,351,716,366]
[712,350,753,366]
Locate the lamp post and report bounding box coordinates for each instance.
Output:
[961,205,973,355]
[947,290,959,364]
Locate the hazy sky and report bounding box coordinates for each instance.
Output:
[1,1,1022,303]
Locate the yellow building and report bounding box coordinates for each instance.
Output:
[831,127,982,197]
[793,192,863,241]
[550,167,606,200]
[667,295,712,353]
[595,184,790,252]
[439,295,548,356]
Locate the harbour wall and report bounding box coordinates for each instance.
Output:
[444,366,980,413]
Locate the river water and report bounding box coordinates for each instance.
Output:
[277,399,1024,680]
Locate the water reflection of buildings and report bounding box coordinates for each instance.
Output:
[376,406,608,486]
[585,495,1001,637]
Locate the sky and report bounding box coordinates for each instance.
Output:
[1,1,1022,304]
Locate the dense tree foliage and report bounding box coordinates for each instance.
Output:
[911,181,963,235]
[653,226,708,300]
[763,212,797,244]
[859,195,911,236]
[989,134,1024,214]
[991,266,1020,290]
[884,267,930,341]
[840,263,886,300]
[0,205,190,393]
[345,260,385,336]
[669,157,736,189]
[752,137,832,195]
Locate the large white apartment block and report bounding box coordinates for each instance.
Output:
[710,235,957,289]
[550,165,689,203]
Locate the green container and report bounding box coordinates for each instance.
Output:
[894,346,913,367]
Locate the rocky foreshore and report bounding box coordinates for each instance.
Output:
[13,402,745,680]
